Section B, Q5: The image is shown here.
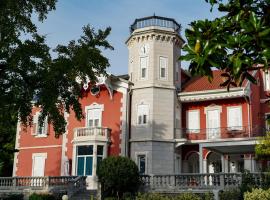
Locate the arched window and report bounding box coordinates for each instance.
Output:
[137,104,149,125]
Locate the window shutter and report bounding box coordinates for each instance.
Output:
[227,107,242,130]
[43,117,48,135]
[187,110,199,132]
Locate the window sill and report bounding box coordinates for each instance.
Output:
[35,134,48,138]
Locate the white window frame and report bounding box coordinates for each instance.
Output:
[32,153,47,176]
[204,105,222,139]
[159,56,168,80]
[137,103,149,126]
[139,56,148,80]
[186,110,200,133]
[264,71,270,91]
[85,103,104,127]
[135,152,148,175]
[32,112,48,137]
[227,106,243,131]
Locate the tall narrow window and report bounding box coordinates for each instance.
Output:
[159,57,167,80]
[187,110,200,133]
[32,112,48,136]
[137,104,149,125]
[138,155,146,175]
[87,108,101,127]
[227,106,242,130]
[175,62,179,81]
[140,57,148,79]
[76,145,93,176]
[265,114,270,131]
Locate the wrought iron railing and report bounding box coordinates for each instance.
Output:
[180,126,267,140]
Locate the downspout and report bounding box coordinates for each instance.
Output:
[127,89,132,158]
[244,86,252,137]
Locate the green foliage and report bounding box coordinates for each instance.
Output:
[239,170,257,198]
[1,194,24,200]
[97,156,140,199]
[244,188,270,200]
[181,0,270,89]
[256,132,270,159]
[219,188,241,200]
[201,192,214,200]
[174,193,201,200]
[135,193,201,200]
[0,0,113,175]
[29,193,56,200]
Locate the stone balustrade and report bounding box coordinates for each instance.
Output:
[74,127,111,142]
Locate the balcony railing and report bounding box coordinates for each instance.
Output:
[74,127,111,142]
[0,176,86,197]
[140,173,267,191]
[181,126,267,140]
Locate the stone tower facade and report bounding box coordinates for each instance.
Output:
[126,16,184,174]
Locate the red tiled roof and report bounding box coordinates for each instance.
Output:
[182,70,246,92]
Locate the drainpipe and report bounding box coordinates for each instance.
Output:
[127,89,132,158]
[244,87,251,137]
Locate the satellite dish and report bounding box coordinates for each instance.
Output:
[90,85,100,96]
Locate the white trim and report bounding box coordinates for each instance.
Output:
[135,151,148,175]
[263,71,270,91]
[61,112,69,176]
[13,120,21,176]
[19,145,62,150]
[179,87,249,102]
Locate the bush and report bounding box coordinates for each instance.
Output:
[2,194,23,200]
[136,193,170,200]
[219,188,241,200]
[174,193,201,200]
[244,188,270,200]
[201,192,214,200]
[29,193,56,200]
[239,170,256,197]
[97,156,140,199]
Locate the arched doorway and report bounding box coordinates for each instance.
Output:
[187,152,199,173]
[207,152,221,173]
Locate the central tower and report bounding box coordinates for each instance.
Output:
[126,16,184,174]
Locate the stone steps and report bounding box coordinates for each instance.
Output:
[70,190,97,200]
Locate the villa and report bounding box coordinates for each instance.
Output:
[12,15,270,190]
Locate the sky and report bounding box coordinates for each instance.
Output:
[34,0,222,75]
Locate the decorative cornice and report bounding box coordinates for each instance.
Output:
[126,28,184,47]
[178,87,250,102]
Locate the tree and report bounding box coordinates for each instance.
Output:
[181,0,270,89]
[0,0,113,175]
[97,156,141,199]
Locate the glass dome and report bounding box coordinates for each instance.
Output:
[130,15,181,34]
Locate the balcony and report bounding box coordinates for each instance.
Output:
[73,127,111,142]
[181,126,267,140]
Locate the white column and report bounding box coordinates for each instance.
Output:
[244,154,252,171]
[199,145,203,173]
[203,159,207,173]
[224,155,229,173]
[221,154,225,172]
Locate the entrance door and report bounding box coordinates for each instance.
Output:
[207,109,220,139]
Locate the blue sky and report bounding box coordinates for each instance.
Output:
[35,0,222,75]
